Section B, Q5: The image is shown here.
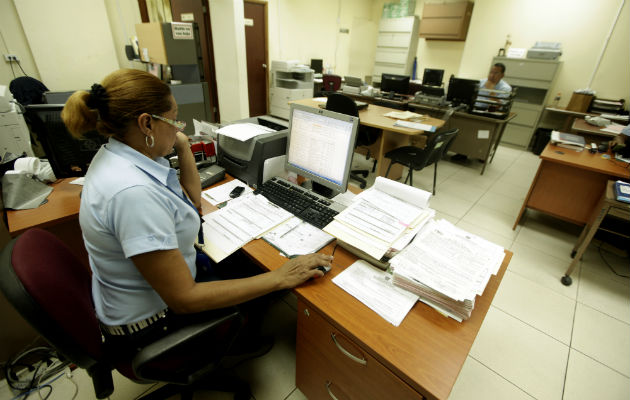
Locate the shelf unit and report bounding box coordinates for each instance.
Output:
[419,1,473,41]
[269,61,314,119]
[372,16,419,84]
[494,56,561,147]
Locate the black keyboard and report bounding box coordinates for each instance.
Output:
[255,177,339,229]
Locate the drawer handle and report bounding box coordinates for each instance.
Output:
[326,381,339,400]
[330,333,367,365]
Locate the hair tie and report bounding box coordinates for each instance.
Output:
[86,83,109,116]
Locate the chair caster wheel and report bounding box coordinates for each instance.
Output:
[570,250,576,258]
[359,182,366,189]
[561,275,572,286]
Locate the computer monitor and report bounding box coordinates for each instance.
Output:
[446,76,479,108]
[285,104,359,198]
[422,68,444,87]
[380,73,410,95]
[24,104,107,178]
[310,59,323,74]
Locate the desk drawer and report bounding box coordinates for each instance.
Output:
[296,300,422,400]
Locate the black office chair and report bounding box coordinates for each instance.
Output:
[384,128,459,194]
[326,93,379,189]
[0,228,251,399]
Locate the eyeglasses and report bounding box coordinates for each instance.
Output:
[151,114,186,131]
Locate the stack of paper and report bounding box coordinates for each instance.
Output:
[550,131,585,151]
[201,194,292,262]
[389,219,504,322]
[324,177,434,261]
[263,216,334,257]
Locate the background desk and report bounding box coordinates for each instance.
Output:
[571,118,618,140]
[409,103,516,175]
[290,98,444,180]
[513,143,630,228]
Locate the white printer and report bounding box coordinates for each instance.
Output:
[0,85,35,158]
[527,42,562,60]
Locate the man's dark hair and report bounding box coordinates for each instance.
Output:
[494,63,506,74]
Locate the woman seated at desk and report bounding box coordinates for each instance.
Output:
[61,69,332,355]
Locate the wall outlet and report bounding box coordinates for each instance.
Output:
[4,54,20,62]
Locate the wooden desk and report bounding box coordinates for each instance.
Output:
[513,143,630,228]
[571,118,618,139]
[290,98,445,180]
[409,103,516,175]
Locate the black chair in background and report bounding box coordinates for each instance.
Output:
[326,93,379,189]
[322,74,342,92]
[0,228,251,399]
[24,104,107,178]
[384,128,459,194]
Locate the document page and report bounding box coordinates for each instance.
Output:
[333,260,418,327]
[202,179,253,205]
[216,123,274,142]
[263,216,334,257]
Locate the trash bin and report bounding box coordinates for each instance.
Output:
[532,128,551,155]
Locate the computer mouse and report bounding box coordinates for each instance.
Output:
[315,265,331,275]
[229,186,245,198]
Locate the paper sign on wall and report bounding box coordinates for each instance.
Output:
[171,22,193,40]
[244,18,254,27]
[477,130,489,139]
[506,48,526,58]
[180,13,194,22]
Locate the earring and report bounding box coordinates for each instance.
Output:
[145,135,155,148]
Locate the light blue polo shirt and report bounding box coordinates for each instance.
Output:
[80,138,199,326]
[476,79,512,109]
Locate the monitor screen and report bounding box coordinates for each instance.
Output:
[286,104,359,197]
[310,59,323,73]
[422,69,444,87]
[380,73,410,95]
[24,104,107,178]
[446,77,479,107]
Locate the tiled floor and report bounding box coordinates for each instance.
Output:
[2,145,628,400]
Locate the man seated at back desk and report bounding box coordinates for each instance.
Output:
[452,62,512,162]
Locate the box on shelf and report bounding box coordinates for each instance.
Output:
[566,92,594,113]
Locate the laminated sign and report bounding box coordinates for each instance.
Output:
[172,22,193,40]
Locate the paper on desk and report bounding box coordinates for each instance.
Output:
[202,179,253,205]
[193,118,218,140]
[383,110,422,120]
[1,173,53,210]
[313,97,328,103]
[332,260,418,327]
[263,216,334,257]
[600,123,625,134]
[216,123,274,142]
[369,176,431,209]
[393,120,436,132]
[201,194,293,262]
[70,177,85,185]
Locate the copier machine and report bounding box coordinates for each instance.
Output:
[216,115,288,188]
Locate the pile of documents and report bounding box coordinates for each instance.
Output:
[550,131,585,151]
[389,219,505,322]
[323,177,435,262]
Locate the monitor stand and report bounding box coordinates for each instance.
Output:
[308,181,336,199]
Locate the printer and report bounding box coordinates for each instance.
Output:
[217,115,288,188]
[527,42,562,60]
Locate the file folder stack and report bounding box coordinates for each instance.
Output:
[389,219,505,322]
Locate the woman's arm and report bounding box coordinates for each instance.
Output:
[132,249,333,314]
[174,132,201,210]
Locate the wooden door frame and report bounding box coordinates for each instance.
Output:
[244,0,269,114]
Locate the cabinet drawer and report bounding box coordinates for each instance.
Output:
[296,300,421,400]
[498,58,558,81]
[509,107,540,126]
[501,124,534,147]
[379,16,416,32]
[377,32,413,48]
[375,48,409,65]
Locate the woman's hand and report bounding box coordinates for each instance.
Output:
[273,253,334,290]
[174,131,191,154]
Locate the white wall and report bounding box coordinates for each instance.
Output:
[209,0,250,123]
[0,1,41,86]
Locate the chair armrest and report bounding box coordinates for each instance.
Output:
[132,307,244,384]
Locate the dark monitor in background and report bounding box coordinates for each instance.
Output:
[310,59,323,74]
[380,73,410,95]
[286,103,359,198]
[24,104,107,178]
[446,76,479,108]
[422,68,445,87]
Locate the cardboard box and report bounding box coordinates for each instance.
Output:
[566,92,593,112]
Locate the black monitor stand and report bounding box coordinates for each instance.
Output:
[311,181,335,199]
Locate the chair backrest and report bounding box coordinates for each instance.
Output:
[322,74,342,92]
[417,128,459,169]
[9,76,49,106]
[325,93,359,117]
[0,229,104,369]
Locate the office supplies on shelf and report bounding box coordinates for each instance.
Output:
[255,177,343,229]
[324,177,433,261]
[263,216,334,257]
[332,260,419,327]
[201,193,293,262]
[393,120,436,132]
[550,130,585,151]
[390,219,504,321]
[201,179,252,206]
[614,180,630,203]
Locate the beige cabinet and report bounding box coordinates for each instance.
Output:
[372,16,420,84]
[419,2,473,41]
[495,57,561,147]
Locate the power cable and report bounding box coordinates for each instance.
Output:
[16,60,28,77]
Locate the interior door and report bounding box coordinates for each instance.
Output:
[244,1,268,117]
[170,0,220,122]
